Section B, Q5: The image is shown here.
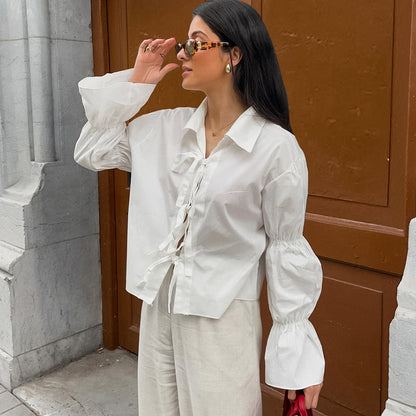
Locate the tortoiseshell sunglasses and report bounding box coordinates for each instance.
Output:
[175,39,230,57]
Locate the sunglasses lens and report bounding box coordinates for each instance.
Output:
[175,43,182,54]
[184,40,195,57]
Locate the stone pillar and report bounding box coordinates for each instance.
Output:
[382,218,416,416]
[0,0,102,389]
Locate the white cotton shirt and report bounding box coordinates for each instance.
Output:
[75,68,325,390]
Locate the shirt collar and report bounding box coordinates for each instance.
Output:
[182,98,266,153]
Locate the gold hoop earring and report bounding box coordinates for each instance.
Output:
[225,63,231,73]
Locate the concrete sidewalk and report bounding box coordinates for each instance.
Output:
[0,384,34,415]
[1,348,137,416]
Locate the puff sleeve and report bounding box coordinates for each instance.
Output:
[74,69,156,171]
[262,153,325,390]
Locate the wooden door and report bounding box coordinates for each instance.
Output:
[92,1,416,415]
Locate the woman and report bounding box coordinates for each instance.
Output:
[75,0,324,414]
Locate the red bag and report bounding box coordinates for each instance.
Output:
[282,390,313,416]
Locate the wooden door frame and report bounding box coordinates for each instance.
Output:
[91,0,119,350]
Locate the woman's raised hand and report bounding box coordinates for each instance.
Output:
[129,38,179,84]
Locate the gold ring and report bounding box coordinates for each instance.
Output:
[145,44,152,52]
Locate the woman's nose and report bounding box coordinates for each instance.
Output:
[176,47,188,61]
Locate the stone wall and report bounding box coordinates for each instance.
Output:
[382,218,416,416]
[0,0,102,389]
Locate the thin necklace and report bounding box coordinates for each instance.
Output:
[206,116,239,137]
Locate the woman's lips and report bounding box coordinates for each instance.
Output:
[182,66,192,77]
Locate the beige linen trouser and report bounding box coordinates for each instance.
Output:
[137,267,263,416]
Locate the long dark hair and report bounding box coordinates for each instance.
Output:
[193,0,292,133]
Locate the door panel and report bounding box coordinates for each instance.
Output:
[94,0,416,414]
[264,1,394,207]
[310,262,398,416]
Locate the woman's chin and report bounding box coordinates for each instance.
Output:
[181,79,198,91]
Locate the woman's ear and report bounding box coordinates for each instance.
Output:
[230,46,243,67]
